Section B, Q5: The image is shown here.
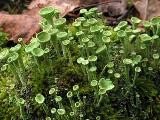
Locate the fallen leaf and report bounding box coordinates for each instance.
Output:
[0,12,40,44]
[28,0,80,16]
[0,0,80,43]
[98,0,127,17]
[0,0,127,43]
[132,0,160,20]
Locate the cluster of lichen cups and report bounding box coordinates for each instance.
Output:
[0,6,160,120]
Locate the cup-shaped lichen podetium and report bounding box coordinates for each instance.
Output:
[57,31,68,57]
[117,30,130,56]
[73,85,82,103]
[131,17,141,29]
[139,34,152,44]
[39,7,55,24]
[57,108,66,116]
[35,93,45,104]
[90,80,98,87]
[89,7,98,16]
[0,48,9,61]
[35,94,48,114]
[151,17,160,34]
[51,108,57,114]
[10,44,25,71]
[143,21,152,33]
[17,98,26,120]
[49,28,60,56]
[117,21,128,30]
[25,41,40,53]
[66,91,75,113]
[7,52,22,83]
[31,48,45,72]
[72,21,82,31]
[97,78,114,107]
[76,17,86,23]
[114,21,128,32]
[31,48,45,57]
[10,44,21,52]
[62,39,73,65]
[140,34,152,57]
[7,52,19,64]
[87,18,98,26]
[96,45,107,54]
[37,31,51,45]
[54,18,66,29]
[90,25,103,45]
[98,78,115,92]
[80,9,87,15]
[55,96,63,108]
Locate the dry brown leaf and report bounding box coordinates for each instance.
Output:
[98,0,127,17]
[132,0,160,20]
[0,0,80,43]
[0,13,40,43]
[0,0,127,43]
[28,0,80,16]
